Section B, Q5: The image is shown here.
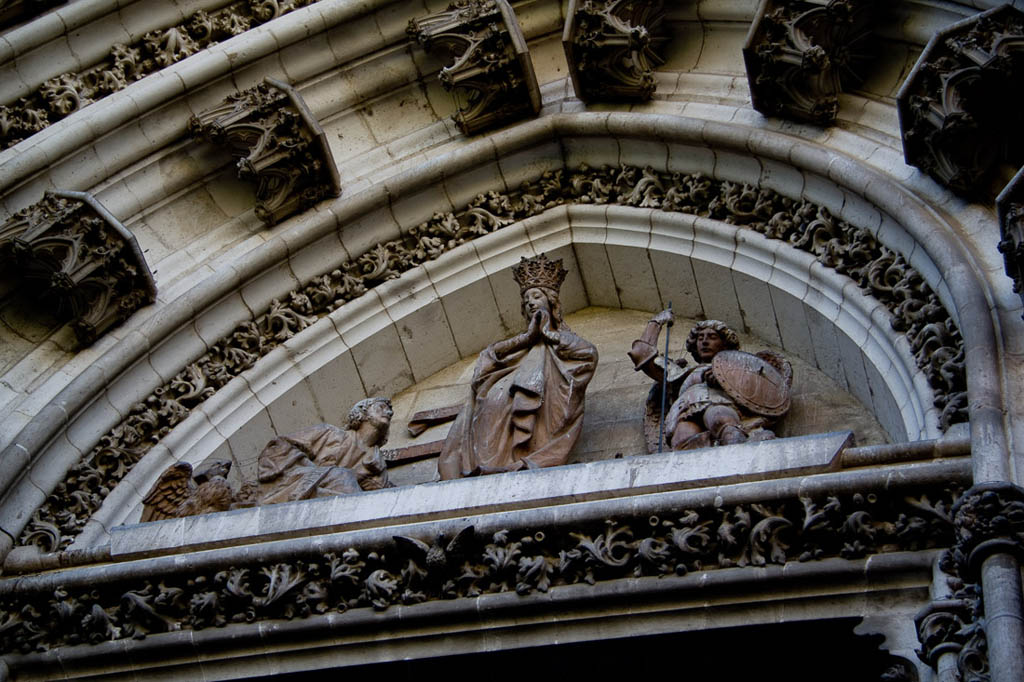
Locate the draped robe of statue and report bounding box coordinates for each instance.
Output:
[438,325,598,479]
[257,423,389,504]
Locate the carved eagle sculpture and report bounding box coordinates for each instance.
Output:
[140,459,242,522]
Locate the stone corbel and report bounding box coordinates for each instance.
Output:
[996,166,1024,319]
[0,190,157,346]
[742,0,878,126]
[408,0,540,135]
[562,0,667,102]
[188,77,342,226]
[897,5,1024,197]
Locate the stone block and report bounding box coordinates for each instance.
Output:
[350,323,415,397]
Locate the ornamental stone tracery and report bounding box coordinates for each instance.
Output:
[897,4,1024,197]
[15,163,968,554]
[562,0,668,102]
[742,0,879,126]
[188,78,342,226]
[407,0,541,135]
[0,190,157,346]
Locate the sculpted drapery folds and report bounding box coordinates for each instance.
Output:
[438,254,598,479]
[629,312,792,452]
[258,397,394,503]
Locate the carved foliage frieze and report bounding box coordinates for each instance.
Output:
[0,191,156,345]
[1,484,959,654]
[562,0,667,101]
[743,0,878,126]
[408,0,540,135]
[0,0,319,151]
[18,165,967,552]
[188,78,341,226]
[897,5,1024,196]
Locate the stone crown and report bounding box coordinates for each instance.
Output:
[512,253,567,294]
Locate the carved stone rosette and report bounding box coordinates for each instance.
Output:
[408,0,541,135]
[897,5,1024,197]
[0,190,156,346]
[996,166,1024,318]
[743,0,878,126]
[188,77,341,226]
[562,0,667,102]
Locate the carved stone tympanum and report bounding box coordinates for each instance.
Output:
[0,190,156,346]
[188,77,341,226]
[438,254,598,478]
[630,314,792,452]
[743,0,878,125]
[562,0,667,102]
[897,5,1024,196]
[408,0,541,135]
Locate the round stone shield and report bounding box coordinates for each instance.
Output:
[711,350,791,417]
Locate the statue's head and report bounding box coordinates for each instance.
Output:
[685,320,740,363]
[512,254,567,325]
[347,397,393,444]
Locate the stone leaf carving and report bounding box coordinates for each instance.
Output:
[950,482,1024,581]
[18,164,967,552]
[743,0,878,126]
[897,5,1024,196]
[1,485,959,653]
[562,0,667,101]
[0,190,156,346]
[0,0,319,151]
[188,78,341,226]
[408,0,541,135]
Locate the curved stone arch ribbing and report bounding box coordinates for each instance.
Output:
[0,114,1005,559]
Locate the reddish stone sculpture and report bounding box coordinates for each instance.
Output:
[438,254,598,478]
[629,312,792,452]
[257,397,394,503]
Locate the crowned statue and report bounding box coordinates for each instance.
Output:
[437,254,598,479]
[629,311,792,452]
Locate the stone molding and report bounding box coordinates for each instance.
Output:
[188,77,341,226]
[0,0,322,151]
[0,465,963,655]
[562,0,667,102]
[897,4,1024,197]
[743,0,879,125]
[16,162,966,554]
[407,0,540,135]
[0,189,156,345]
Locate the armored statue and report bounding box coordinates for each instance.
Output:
[141,397,394,520]
[629,311,792,452]
[438,254,598,479]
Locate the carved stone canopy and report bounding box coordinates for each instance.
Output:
[188,77,342,226]
[408,0,541,135]
[996,165,1024,318]
[743,0,879,126]
[897,4,1024,197]
[0,190,157,346]
[562,0,668,102]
